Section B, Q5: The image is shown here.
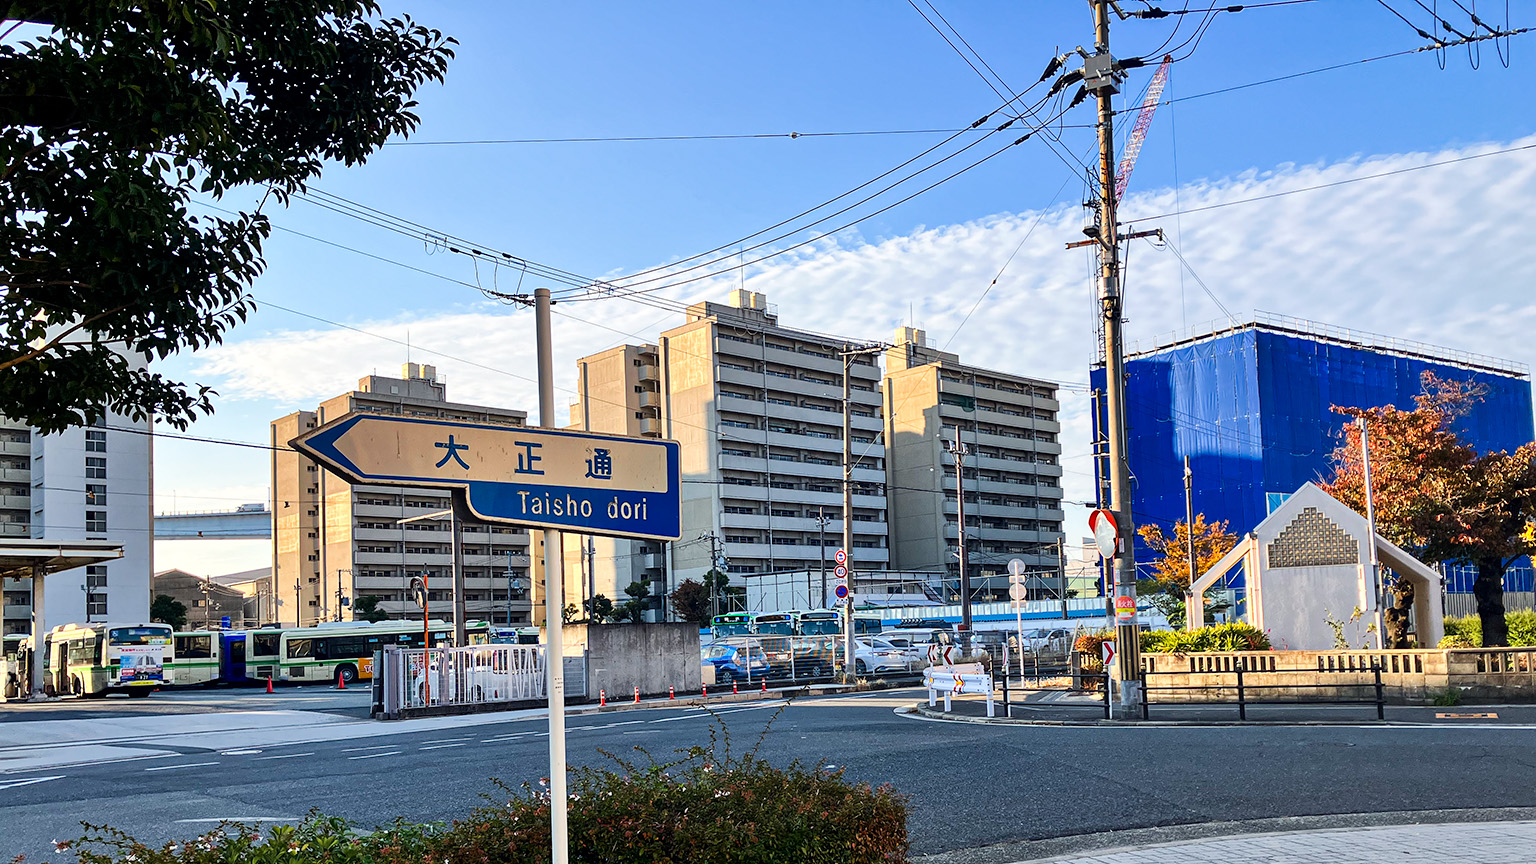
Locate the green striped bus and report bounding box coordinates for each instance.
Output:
[44,622,172,697]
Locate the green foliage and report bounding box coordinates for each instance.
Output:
[669,578,713,626]
[1431,687,1463,707]
[0,1,455,431]
[584,593,615,623]
[1074,629,1112,676]
[149,594,186,630]
[1440,612,1536,648]
[1140,622,1272,653]
[616,578,653,623]
[562,603,581,624]
[65,715,909,864]
[351,595,388,623]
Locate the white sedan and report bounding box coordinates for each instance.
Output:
[853,638,914,675]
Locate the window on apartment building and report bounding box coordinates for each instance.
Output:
[85,510,106,533]
[87,594,107,617]
[85,484,105,506]
[85,429,106,452]
[85,457,106,479]
[86,566,107,589]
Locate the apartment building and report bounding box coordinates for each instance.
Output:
[1,411,153,637]
[661,290,889,590]
[271,364,534,627]
[565,344,667,620]
[883,327,1064,601]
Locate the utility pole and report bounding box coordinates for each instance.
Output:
[534,286,569,864]
[817,505,829,608]
[504,550,516,627]
[839,344,882,676]
[1358,417,1384,649]
[703,532,721,619]
[1058,536,1069,621]
[450,512,466,644]
[1086,0,1142,714]
[949,426,972,633]
[1184,456,1198,630]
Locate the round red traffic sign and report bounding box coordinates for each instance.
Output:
[833,584,849,600]
[833,564,847,579]
[834,549,847,565]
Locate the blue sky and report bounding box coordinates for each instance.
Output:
[153,1,1536,573]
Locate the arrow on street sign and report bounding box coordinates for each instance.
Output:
[293,412,682,541]
[1102,640,1116,666]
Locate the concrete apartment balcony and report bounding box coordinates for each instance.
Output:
[762,343,842,376]
[353,527,404,542]
[0,440,28,457]
[0,468,29,483]
[0,494,30,510]
[354,503,407,519]
[4,603,31,620]
[0,523,28,536]
[637,364,660,383]
[637,390,661,409]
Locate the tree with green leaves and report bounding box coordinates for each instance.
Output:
[668,579,712,626]
[1324,372,1536,647]
[0,2,455,432]
[584,593,615,624]
[615,578,652,623]
[150,594,187,630]
[351,595,388,623]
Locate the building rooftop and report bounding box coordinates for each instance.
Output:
[1126,310,1528,378]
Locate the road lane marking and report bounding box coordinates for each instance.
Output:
[348,751,401,760]
[418,742,469,751]
[0,775,65,790]
[254,752,315,761]
[1437,712,1498,719]
[420,737,476,744]
[622,730,652,735]
[146,762,221,772]
[175,811,294,817]
[219,749,263,755]
[341,745,398,752]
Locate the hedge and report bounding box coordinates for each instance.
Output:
[1073,623,1272,664]
[63,724,909,864]
[1439,611,1536,648]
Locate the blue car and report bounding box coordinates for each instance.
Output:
[703,642,770,683]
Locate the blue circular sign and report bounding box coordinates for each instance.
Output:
[833,584,849,599]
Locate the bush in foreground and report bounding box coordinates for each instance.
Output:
[64,715,908,864]
[1140,622,1271,653]
[1439,611,1536,648]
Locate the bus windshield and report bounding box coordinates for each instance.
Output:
[755,618,795,635]
[109,627,170,645]
[711,615,754,637]
[800,618,840,635]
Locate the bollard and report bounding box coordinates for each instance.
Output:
[733,681,738,694]
[669,686,675,700]
[761,680,767,694]
[702,683,708,699]
[600,689,606,707]
[633,686,640,704]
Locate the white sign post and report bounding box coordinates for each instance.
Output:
[1007,558,1027,674]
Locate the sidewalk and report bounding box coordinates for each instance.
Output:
[917,691,1536,725]
[1018,820,1536,863]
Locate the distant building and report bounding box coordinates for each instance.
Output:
[1096,313,1536,604]
[210,566,273,626]
[270,364,534,627]
[883,327,1065,602]
[1,406,153,638]
[152,569,247,629]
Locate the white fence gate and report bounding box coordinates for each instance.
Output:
[376,645,548,718]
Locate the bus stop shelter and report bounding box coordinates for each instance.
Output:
[1,539,123,699]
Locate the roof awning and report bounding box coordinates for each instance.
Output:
[0,539,123,580]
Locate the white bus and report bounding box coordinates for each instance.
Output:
[45,622,173,697]
[166,630,221,686]
[261,620,489,685]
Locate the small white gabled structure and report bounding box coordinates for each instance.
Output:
[1190,482,1444,651]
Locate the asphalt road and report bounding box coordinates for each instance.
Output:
[6,688,1536,861]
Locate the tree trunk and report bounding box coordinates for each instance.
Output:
[1474,557,1509,647]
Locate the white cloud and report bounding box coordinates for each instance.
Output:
[191,135,1536,542]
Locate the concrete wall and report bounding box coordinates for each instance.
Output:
[568,622,701,699]
[1254,563,1374,650]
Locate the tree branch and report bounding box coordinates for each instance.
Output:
[0,303,130,372]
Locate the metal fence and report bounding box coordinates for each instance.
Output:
[1446,592,1535,617]
[376,645,546,718]
[705,635,924,684]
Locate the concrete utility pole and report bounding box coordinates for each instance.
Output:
[838,343,882,675]
[950,426,973,632]
[450,513,466,644]
[1184,456,1199,630]
[1058,536,1069,621]
[534,286,569,864]
[1088,0,1142,713]
[818,505,829,608]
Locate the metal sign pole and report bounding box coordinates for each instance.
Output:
[536,287,569,864]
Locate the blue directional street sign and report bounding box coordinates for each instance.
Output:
[292,413,681,541]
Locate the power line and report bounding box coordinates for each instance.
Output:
[379,127,1090,146]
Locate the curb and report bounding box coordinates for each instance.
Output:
[907,702,1411,727]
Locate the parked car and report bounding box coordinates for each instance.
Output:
[703,643,769,683]
[853,638,912,675]
[1016,628,1073,665]
[882,627,954,663]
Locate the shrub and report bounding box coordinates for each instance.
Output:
[1074,629,1112,675]
[66,712,909,864]
[1139,622,1271,653]
[1431,686,1463,707]
[1440,611,1536,648]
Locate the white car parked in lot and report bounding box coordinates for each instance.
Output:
[854,638,915,675]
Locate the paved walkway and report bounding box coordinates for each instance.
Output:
[1026,821,1536,863]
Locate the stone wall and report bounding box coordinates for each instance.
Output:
[1138,648,1536,705]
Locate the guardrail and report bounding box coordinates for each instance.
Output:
[1140,662,1386,721]
[375,645,546,719]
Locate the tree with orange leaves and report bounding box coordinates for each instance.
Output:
[1137,514,1239,628]
[1324,372,1536,647]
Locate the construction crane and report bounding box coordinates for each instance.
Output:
[1114,54,1172,199]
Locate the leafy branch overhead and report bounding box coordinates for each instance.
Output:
[0,1,456,432]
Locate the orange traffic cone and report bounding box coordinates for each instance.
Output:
[266,676,274,694]
[336,671,347,690]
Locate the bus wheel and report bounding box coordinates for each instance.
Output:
[336,664,358,685]
[128,688,151,698]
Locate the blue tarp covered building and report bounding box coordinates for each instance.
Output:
[1091,313,1535,599]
